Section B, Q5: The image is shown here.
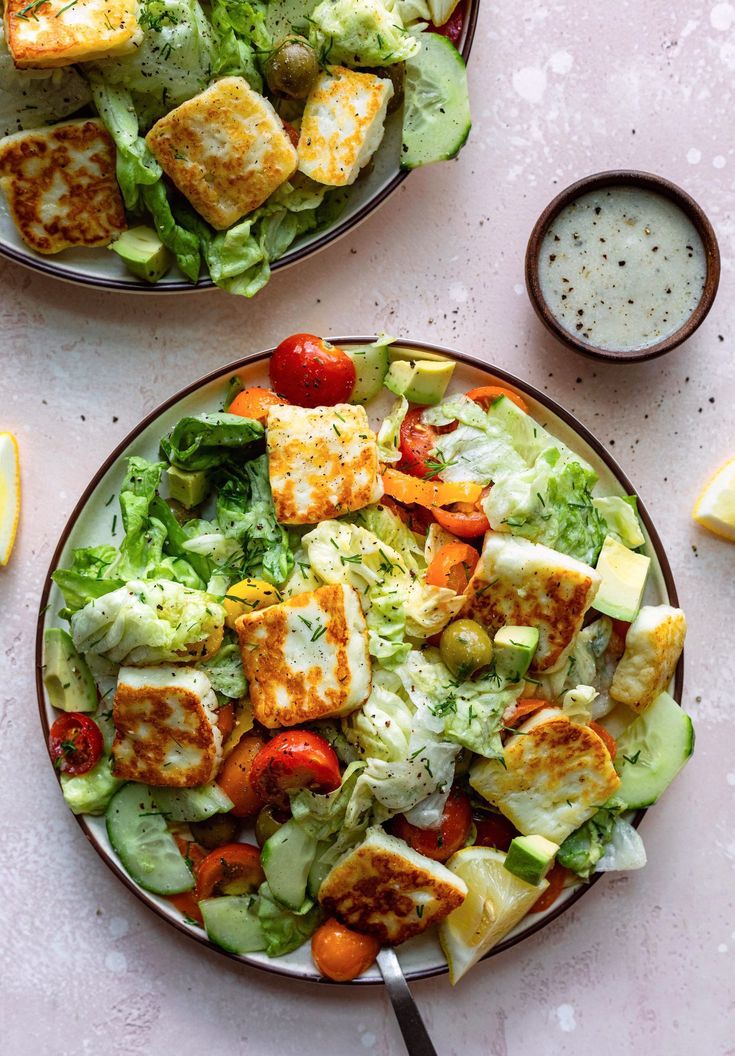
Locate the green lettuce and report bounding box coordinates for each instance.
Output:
[199,637,246,698]
[557,800,625,879]
[210,0,270,88]
[256,883,322,956]
[309,0,419,66]
[142,182,202,282]
[376,396,408,464]
[350,501,424,573]
[88,78,162,210]
[593,495,645,549]
[160,413,264,471]
[342,673,414,763]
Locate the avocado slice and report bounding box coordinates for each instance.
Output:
[384,359,455,406]
[344,339,390,404]
[593,535,650,622]
[504,834,559,885]
[166,465,210,509]
[388,346,452,364]
[43,628,97,712]
[493,625,539,681]
[110,225,172,284]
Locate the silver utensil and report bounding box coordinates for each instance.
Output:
[377,948,438,1056]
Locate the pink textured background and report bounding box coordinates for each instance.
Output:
[1,1,734,1053]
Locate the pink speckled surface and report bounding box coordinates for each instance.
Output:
[2,2,735,1053]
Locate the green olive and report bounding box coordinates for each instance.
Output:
[371,63,405,114]
[264,36,319,100]
[440,619,493,680]
[255,803,289,847]
[189,813,240,850]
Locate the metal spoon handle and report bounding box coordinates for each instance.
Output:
[377,948,438,1056]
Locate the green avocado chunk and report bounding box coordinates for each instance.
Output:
[504,834,559,885]
[43,628,97,712]
[493,625,539,681]
[384,358,455,406]
[593,535,650,622]
[166,465,210,509]
[110,225,172,284]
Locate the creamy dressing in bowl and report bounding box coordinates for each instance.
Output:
[537,187,707,353]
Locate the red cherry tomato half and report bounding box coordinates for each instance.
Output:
[250,731,342,808]
[392,789,472,862]
[530,863,569,914]
[398,407,439,478]
[48,712,104,776]
[431,0,466,46]
[195,843,265,900]
[270,334,356,407]
[473,812,519,853]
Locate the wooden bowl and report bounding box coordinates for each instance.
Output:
[525,170,721,363]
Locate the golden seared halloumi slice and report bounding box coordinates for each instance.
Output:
[235,582,371,728]
[146,77,298,230]
[4,0,141,69]
[297,66,393,186]
[112,666,222,788]
[470,707,620,844]
[267,403,383,525]
[0,118,126,254]
[610,604,686,712]
[462,534,601,673]
[319,827,467,944]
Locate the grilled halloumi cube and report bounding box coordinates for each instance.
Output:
[267,403,383,525]
[146,77,298,230]
[470,707,620,844]
[297,66,393,187]
[235,583,371,728]
[319,827,467,945]
[112,666,222,788]
[610,605,686,712]
[0,118,126,254]
[462,534,601,673]
[4,0,141,69]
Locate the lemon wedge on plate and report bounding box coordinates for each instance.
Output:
[692,456,735,543]
[439,847,547,984]
[0,433,20,566]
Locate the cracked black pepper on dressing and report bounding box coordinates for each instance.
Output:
[538,187,707,352]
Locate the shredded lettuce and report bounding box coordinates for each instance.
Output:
[556,800,625,879]
[595,818,647,873]
[343,672,414,763]
[593,495,645,549]
[376,397,408,464]
[309,0,419,66]
[256,883,322,956]
[199,637,246,697]
[160,414,264,471]
[87,78,162,211]
[561,685,598,725]
[0,26,91,136]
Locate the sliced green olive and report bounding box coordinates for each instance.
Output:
[264,36,319,100]
[254,804,289,847]
[189,813,240,850]
[440,619,493,680]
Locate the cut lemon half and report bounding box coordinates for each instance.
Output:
[692,456,735,543]
[439,847,547,984]
[0,433,20,567]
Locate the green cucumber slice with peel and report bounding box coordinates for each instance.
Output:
[401,32,472,169]
[615,692,695,809]
[106,784,194,895]
[200,896,266,954]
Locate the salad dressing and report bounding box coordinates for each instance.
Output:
[538,187,707,352]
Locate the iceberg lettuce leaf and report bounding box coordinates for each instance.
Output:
[309,0,419,66]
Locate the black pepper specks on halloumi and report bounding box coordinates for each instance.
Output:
[0,118,126,254]
[267,403,383,525]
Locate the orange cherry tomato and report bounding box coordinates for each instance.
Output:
[229,386,288,424]
[530,864,569,914]
[589,720,617,761]
[195,843,265,900]
[215,703,236,743]
[431,503,491,539]
[217,733,267,818]
[270,334,356,407]
[168,891,204,926]
[425,541,479,593]
[249,731,342,809]
[473,812,519,852]
[311,918,381,982]
[392,789,472,862]
[466,385,529,414]
[502,698,549,729]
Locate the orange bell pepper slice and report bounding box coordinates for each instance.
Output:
[382,468,482,509]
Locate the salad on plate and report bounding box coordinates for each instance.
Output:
[43,334,693,984]
[0,0,472,294]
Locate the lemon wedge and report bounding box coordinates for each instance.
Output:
[0,433,20,567]
[692,456,735,543]
[439,847,547,984]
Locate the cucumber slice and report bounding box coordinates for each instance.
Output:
[345,338,391,405]
[200,896,266,954]
[615,692,695,809]
[150,782,233,823]
[106,784,194,895]
[261,819,317,910]
[401,32,471,169]
[306,842,333,900]
[43,628,97,713]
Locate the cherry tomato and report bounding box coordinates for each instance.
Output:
[589,720,617,761]
[196,843,265,900]
[311,918,381,982]
[397,407,439,478]
[48,713,103,776]
[215,703,236,743]
[250,731,342,809]
[392,789,472,862]
[217,733,267,817]
[228,386,288,424]
[530,864,569,914]
[432,502,491,539]
[431,0,465,46]
[270,334,355,407]
[281,119,299,149]
[473,812,518,852]
[425,541,479,593]
[466,385,528,414]
[168,891,204,926]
